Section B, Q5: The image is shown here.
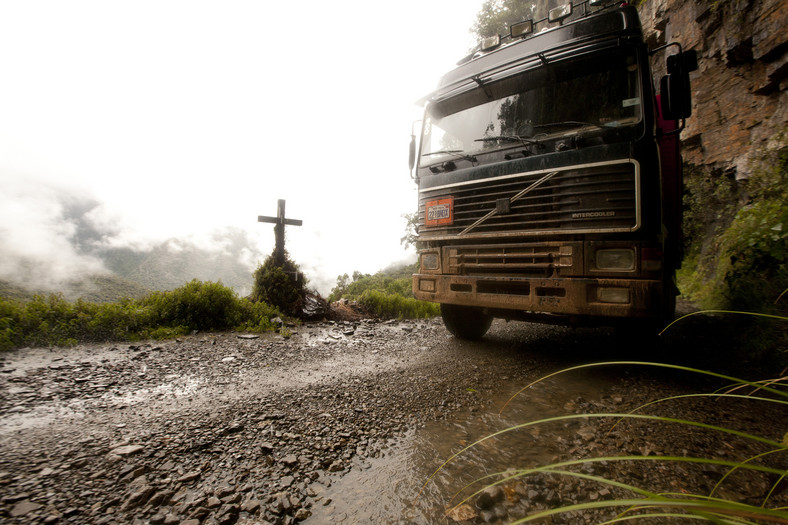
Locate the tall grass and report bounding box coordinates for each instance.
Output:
[428,362,788,523]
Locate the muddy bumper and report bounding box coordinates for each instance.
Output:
[413,274,663,319]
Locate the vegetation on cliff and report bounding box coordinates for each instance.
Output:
[680,135,788,356]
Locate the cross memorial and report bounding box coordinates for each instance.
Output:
[257,199,303,266]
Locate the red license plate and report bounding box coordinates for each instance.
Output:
[425,197,453,226]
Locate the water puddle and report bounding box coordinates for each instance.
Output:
[307,372,611,524]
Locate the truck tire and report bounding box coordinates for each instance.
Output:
[441,304,493,340]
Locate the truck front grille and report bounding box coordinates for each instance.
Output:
[446,242,578,277]
[418,160,639,240]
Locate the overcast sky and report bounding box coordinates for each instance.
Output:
[0,0,484,294]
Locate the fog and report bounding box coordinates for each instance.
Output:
[0,0,483,296]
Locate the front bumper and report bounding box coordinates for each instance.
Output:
[413,274,663,319]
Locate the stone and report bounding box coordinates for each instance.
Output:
[294,508,312,520]
[177,471,201,483]
[241,497,261,513]
[148,489,175,507]
[279,475,294,488]
[120,484,155,511]
[221,492,242,505]
[216,503,240,525]
[476,486,504,510]
[215,485,235,499]
[109,444,144,457]
[446,503,477,522]
[10,499,43,517]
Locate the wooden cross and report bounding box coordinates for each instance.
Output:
[258,199,303,266]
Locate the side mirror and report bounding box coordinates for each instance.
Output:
[408,134,416,172]
[660,49,697,120]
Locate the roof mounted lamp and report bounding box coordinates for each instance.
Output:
[480,34,501,52]
[548,3,573,24]
[510,19,534,39]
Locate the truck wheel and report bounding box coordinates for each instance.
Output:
[441,304,493,340]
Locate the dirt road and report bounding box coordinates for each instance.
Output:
[1,312,785,524]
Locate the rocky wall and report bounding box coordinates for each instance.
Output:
[638,0,788,178]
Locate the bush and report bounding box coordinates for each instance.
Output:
[359,290,440,319]
[0,280,285,351]
[329,263,440,319]
[251,251,306,317]
[141,279,243,331]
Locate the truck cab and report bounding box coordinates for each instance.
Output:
[411,0,696,339]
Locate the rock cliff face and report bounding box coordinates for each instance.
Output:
[638,0,788,177]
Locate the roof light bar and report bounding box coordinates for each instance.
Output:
[548,3,573,23]
[480,34,501,52]
[510,19,534,38]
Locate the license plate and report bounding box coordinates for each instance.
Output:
[425,197,453,226]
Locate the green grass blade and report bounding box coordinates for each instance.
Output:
[509,497,788,524]
[501,362,788,413]
[660,310,788,336]
[606,393,788,436]
[423,411,786,493]
[709,448,786,499]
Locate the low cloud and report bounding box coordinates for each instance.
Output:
[0,174,108,290]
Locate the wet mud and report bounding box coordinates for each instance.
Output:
[1,312,785,524]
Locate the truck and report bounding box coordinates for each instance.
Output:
[410,0,697,339]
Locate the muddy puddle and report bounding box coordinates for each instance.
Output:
[308,370,612,524]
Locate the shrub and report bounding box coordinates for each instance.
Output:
[141,279,243,331]
[359,290,440,319]
[251,251,306,317]
[0,280,285,351]
[329,263,439,319]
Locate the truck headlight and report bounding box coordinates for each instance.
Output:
[421,252,440,271]
[595,249,635,270]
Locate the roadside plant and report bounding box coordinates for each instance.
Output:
[328,263,439,319]
[427,362,788,523]
[359,289,440,319]
[0,280,285,351]
[251,250,306,317]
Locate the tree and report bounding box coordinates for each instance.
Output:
[400,212,420,251]
[472,0,537,40]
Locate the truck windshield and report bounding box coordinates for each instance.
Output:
[421,47,642,162]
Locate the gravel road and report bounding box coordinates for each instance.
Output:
[1,311,786,524]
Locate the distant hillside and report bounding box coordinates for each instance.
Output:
[0,274,150,303]
[1,218,265,302]
[98,234,259,297]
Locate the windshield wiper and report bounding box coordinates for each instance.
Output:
[422,150,477,163]
[474,135,542,146]
[534,121,602,132]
